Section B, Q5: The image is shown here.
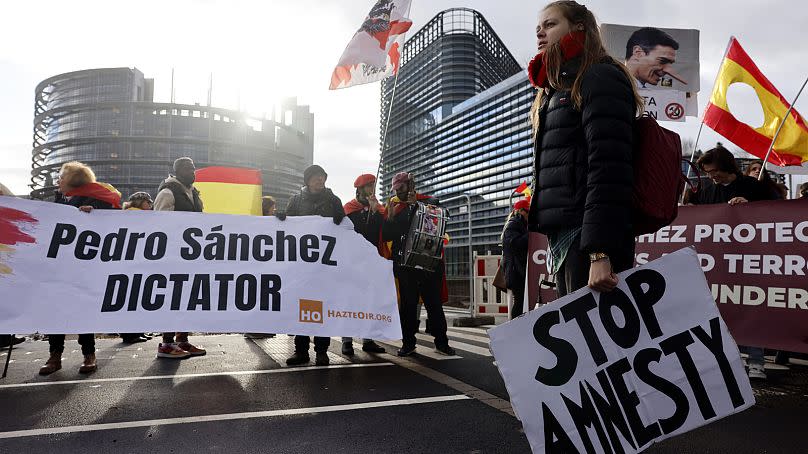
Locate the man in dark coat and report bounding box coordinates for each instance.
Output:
[340,173,388,355]
[281,164,344,366]
[383,172,455,357]
[502,197,530,319]
[688,145,775,206]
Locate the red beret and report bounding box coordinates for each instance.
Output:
[354,173,376,188]
[513,198,531,211]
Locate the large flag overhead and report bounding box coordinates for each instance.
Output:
[704,37,808,166]
[329,0,413,90]
[195,167,262,215]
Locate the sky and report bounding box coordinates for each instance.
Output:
[1,0,806,202]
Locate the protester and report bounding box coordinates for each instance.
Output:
[743,160,788,200]
[0,182,26,349]
[502,197,530,319]
[279,164,344,366]
[383,172,455,357]
[120,192,154,344]
[528,1,643,298]
[690,147,777,379]
[800,182,808,199]
[689,146,774,206]
[339,173,388,355]
[244,196,279,340]
[39,161,122,375]
[153,157,206,359]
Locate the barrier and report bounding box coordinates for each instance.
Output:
[473,255,508,317]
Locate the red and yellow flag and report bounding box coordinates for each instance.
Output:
[195,167,262,215]
[704,37,808,166]
[515,181,532,197]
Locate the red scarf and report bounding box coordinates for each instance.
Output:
[527,31,586,88]
[65,182,122,209]
[344,199,386,217]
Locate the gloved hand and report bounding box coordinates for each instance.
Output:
[276,211,287,221]
[333,212,345,225]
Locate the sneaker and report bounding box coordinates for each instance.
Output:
[434,344,456,356]
[341,342,355,356]
[748,363,767,380]
[157,343,191,359]
[286,351,310,366]
[177,342,206,356]
[315,352,330,366]
[362,341,386,353]
[397,344,416,357]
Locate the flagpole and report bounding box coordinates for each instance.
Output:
[682,37,736,203]
[375,70,401,199]
[759,74,808,180]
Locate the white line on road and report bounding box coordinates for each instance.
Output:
[445,329,491,345]
[0,362,393,390]
[0,394,471,439]
[415,334,492,357]
[379,339,461,360]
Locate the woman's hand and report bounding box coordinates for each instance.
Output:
[588,259,618,292]
[78,206,93,213]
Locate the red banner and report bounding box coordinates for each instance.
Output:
[527,199,808,353]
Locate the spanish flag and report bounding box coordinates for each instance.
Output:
[704,37,808,166]
[515,181,532,197]
[195,167,262,215]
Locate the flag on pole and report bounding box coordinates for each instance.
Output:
[329,0,413,90]
[195,167,263,215]
[704,37,808,166]
[515,181,532,197]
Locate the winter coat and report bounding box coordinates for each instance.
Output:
[55,192,115,210]
[502,214,529,290]
[345,200,385,246]
[285,187,343,218]
[154,176,203,212]
[689,175,776,205]
[529,57,635,257]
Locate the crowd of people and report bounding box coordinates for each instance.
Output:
[0,157,457,374]
[2,0,806,382]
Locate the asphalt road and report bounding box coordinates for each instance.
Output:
[0,311,805,453]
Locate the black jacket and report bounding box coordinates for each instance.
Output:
[382,195,442,274]
[286,187,343,218]
[689,175,775,205]
[157,177,204,213]
[55,193,115,210]
[529,58,635,257]
[502,214,529,290]
[345,201,384,246]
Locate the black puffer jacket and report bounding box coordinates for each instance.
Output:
[502,214,529,290]
[286,187,343,218]
[529,58,635,257]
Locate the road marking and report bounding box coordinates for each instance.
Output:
[0,363,393,390]
[251,337,351,367]
[0,394,470,439]
[378,340,461,360]
[448,326,492,334]
[445,329,491,345]
[385,355,515,418]
[414,334,492,357]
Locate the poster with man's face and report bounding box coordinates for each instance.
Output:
[602,24,700,120]
[602,24,700,91]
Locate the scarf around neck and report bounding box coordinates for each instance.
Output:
[527,31,586,89]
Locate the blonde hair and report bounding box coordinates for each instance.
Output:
[59,161,96,188]
[530,1,644,137]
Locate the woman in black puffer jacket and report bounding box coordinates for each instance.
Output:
[528,1,643,297]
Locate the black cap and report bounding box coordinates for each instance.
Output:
[303,165,327,185]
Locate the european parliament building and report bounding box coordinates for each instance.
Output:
[379,9,533,298]
[31,68,313,207]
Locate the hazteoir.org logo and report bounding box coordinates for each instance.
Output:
[299,299,323,324]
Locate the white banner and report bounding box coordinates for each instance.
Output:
[0,197,401,339]
[490,248,754,453]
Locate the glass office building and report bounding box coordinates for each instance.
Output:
[31,68,313,207]
[379,9,533,302]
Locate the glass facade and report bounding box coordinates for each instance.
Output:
[32,68,313,208]
[379,9,532,303]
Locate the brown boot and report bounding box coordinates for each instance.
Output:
[78,353,97,374]
[39,353,62,375]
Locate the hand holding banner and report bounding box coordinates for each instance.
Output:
[491,248,754,453]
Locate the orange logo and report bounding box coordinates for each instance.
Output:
[299,299,324,324]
